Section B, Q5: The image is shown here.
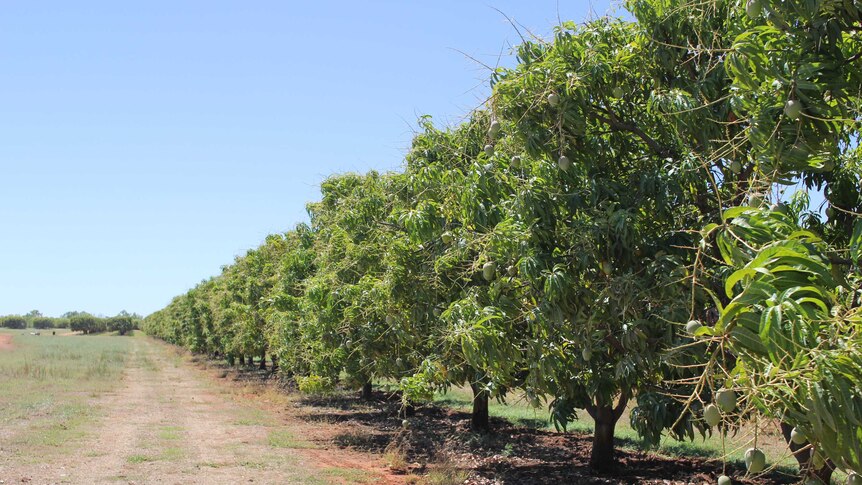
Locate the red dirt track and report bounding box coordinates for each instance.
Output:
[0,334,14,351]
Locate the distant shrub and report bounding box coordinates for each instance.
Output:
[32,317,55,329]
[107,316,135,335]
[0,316,27,329]
[69,314,107,334]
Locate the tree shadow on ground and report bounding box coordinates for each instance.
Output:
[207,365,801,485]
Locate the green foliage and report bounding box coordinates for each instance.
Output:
[703,207,862,473]
[1,316,27,329]
[31,317,56,329]
[296,374,333,395]
[141,0,862,477]
[69,314,107,334]
[107,316,136,335]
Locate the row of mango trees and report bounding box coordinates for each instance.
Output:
[144,1,862,481]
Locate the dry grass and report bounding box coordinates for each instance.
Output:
[0,329,133,462]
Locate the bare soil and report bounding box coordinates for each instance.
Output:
[0,338,402,485]
[281,391,800,485]
[205,361,802,485]
[0,334,14,351]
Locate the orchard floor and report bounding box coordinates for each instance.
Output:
[284,392,800,485]
[0,331,401,485]
[0,330,806,484]
[224,370,804,484]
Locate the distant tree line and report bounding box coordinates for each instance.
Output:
[0,310,140,335]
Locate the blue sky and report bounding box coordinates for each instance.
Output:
[0,1,621,317]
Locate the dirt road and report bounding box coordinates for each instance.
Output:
[1,338,395,484]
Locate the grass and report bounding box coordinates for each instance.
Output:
[232,406,275,426]
[267,428,317,449]
[423,464,471,485]
[127,454,156,464]
[321,467,375,483]
[0,329,133,461]
[158,425,183,441]
[126,447,184,464]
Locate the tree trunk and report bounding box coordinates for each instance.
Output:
[258,349,267,370]
[271,354,278,372]
[361,380,373,400]
[246,355,253,366]
[586,393,628,472]
[227,354,235,366]
[780,422,835,484]
[400,401,416,418]
[469,381,490,433]
[237,354,244,367]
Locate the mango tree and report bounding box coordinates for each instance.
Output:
[653,0,862,481]
[395,113,538,431]
[484,13,730,468]
[303,172,406,397]
[266,224,317,377]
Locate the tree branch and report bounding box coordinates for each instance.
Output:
[613,392,629,420]
[589,104,676,158]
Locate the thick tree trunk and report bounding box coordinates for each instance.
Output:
[258,349,267,370]
[361,380,373,400]
[780,422,835,484]
[237,354,244,367]
[227,354,235,366]
[246,355,253,366]
[470,381,490,433]
[586,393,628,472]
[270,354,278,372]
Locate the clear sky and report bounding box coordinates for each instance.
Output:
[0,1,623,318]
